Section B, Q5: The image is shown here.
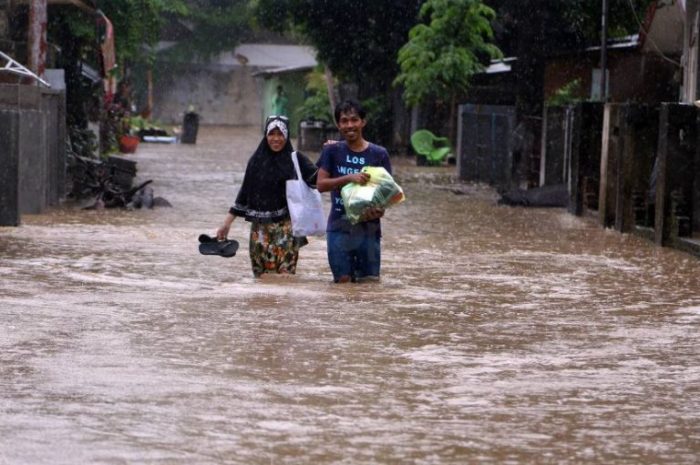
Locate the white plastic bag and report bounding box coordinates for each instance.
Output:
[341,166,405,224]
[286,151,326,236]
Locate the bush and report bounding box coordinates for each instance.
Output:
[547,78,583,106]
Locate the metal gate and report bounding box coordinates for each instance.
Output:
[457,104,515,187]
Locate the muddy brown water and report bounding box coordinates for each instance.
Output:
[1,126,699,464]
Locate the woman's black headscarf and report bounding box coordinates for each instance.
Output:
[229,116,297,223]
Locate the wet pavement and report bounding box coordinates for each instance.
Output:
[1,126,699,464]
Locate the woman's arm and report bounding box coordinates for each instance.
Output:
[296,152,319,186]
[216,212,236,240]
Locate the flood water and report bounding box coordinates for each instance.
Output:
[1,126,699,464]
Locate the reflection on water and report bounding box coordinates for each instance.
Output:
[1,127,699,464]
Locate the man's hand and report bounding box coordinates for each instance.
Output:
[360,206,385,221]
[348,172,370,185]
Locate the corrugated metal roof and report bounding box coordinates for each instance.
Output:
[251,64,316,76]
[484,57,517,74]
[585,34,640,52]
[220,44,317,69]
[153,42,318,72]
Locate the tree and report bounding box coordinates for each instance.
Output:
[155,0,252,63]
[95,0,188,66]
[394,0,502,141]
[253,0,423,145]
[255,0,421,95]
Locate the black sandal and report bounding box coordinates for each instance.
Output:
[198,234,239,258]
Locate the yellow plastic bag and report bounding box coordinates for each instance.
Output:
[341,166,405,224]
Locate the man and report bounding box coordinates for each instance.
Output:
[316,99,392,283]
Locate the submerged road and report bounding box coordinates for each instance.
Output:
[1,126,699,464]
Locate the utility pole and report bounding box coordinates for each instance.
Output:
[28,0,47,78]
[683,0,700,103]
[324,66,337,113]
[600,0,609,101]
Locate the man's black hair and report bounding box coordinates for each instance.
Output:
[334,99,366,123]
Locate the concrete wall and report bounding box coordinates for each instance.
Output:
[0,109,20,225]
[0,1,8,41]
[18,109,46,214]
[152,64,263,127]
[0,84,67,225]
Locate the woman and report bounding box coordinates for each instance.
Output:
[216,116,318,278]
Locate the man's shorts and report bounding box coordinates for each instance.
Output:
[326,227,381,282]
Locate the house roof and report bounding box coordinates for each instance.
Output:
[584,34,640,53]
[483,57,517,74]
[154,42,318,73]
[221,44,317,71]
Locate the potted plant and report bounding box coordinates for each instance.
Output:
[118,116,141,153]
[118,131,140,154]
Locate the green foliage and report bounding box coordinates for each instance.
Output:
[68,126,99,160]
[93,0,188,67]
[50,1,250,71]
[252,0,422,96]
[546,79,583,107]
[395,0,502,107]
[359,96,392,144]
[486,0,656,57]
[48,0,253,156]
[157,0,252,63]
[252,0,423,146]
[573,0,656,42]
[296,68,334,123]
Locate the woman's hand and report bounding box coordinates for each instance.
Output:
[217,213,235,240]
[216,224,230,240]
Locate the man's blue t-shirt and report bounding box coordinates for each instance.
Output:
[316,141,392,232]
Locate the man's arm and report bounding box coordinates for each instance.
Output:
[316,167,369,193]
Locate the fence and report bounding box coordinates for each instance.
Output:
[457,104,516,188]
[456,100,700,256]
[555,102,699,254]
[541,103,604,215]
